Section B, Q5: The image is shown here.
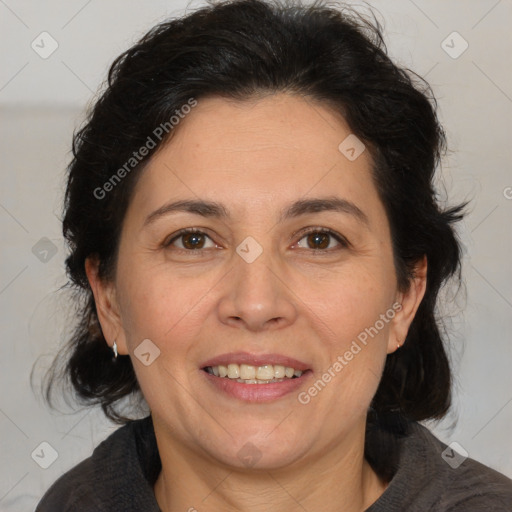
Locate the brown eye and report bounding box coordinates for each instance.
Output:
[296,229,348,251]
[165,229,216,250]
[306,232,330,249]
[182,232,206,249]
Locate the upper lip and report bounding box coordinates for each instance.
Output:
[201,352,311,371]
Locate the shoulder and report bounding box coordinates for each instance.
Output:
[431,448,512,510]
[409,422,512,510]
[35,419,150,512]
[366,415,512,512]
[34,455,100,511]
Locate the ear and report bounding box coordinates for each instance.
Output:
[387,255,427,354]
[85,256,128,356]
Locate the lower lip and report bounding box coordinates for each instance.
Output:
[201,370,312,402]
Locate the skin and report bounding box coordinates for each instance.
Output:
[86,93,427,512]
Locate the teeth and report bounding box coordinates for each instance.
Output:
[256,364,274,380]
[227,364,240,379]
[236,378,287,384]
[274,365,285,378]
[240,364,256,380]
[206,363,304,381]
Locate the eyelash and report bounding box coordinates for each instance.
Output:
[163,227,349,253]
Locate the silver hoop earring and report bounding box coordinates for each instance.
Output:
[112,340,118,359]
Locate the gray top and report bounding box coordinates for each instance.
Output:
[35,413,512,511]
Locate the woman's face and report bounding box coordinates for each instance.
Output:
[88,93,425,469]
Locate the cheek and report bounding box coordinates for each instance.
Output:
[296,265,394,410]
[116,262,214,351]
[302,263,396,343]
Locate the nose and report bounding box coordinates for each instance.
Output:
[216,248,298,332]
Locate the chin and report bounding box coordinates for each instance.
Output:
[206,429,311,471]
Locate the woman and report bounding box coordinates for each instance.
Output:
[36,0,512,510]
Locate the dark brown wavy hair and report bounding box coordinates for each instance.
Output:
[38,0,466,425]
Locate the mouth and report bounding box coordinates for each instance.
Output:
[199,353,312,402]
[202,363,306,384]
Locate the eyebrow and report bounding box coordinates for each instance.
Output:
[143,196,370,228]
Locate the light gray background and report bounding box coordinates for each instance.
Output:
[1,0,511,510]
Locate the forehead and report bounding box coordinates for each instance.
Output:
[127,93,384,225]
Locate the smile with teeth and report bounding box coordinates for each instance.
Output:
[204,363,304,384]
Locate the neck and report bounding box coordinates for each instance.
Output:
[153,416,388,512]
